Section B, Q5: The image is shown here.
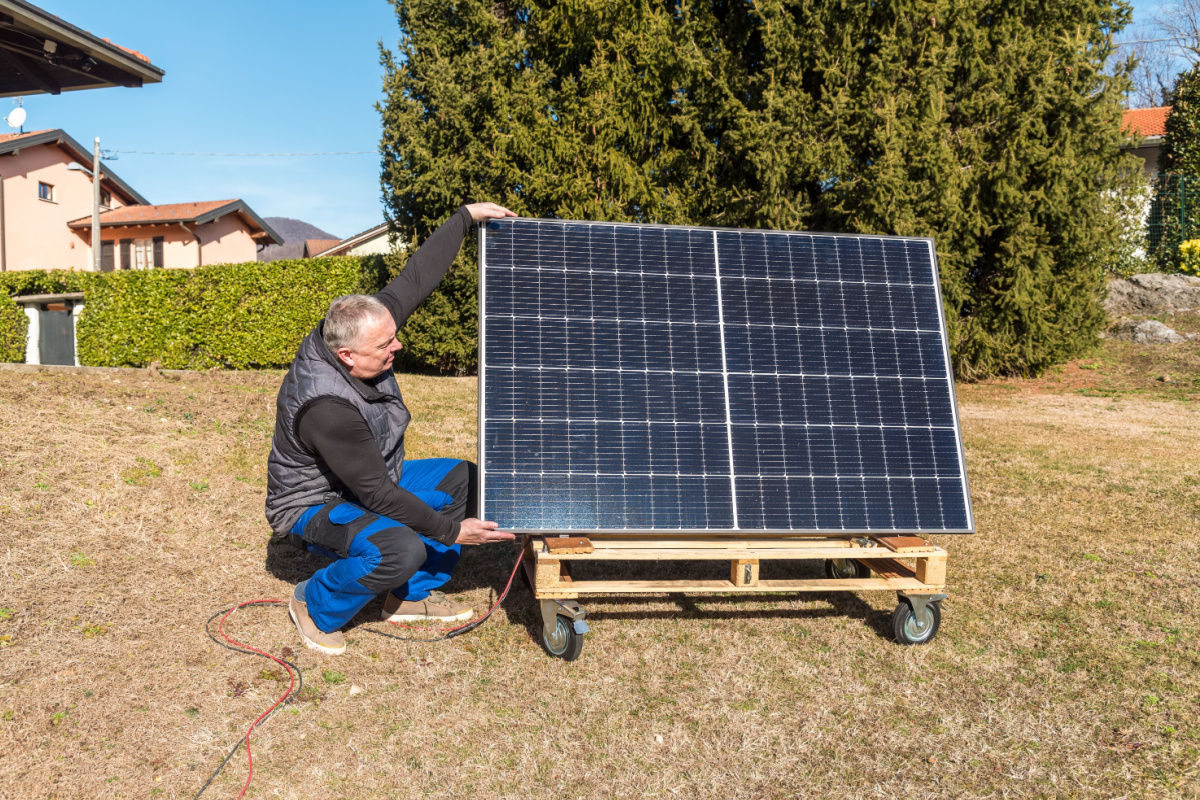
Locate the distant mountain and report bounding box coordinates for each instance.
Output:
[258,217,340,262]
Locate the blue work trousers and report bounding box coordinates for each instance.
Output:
[289,458,471,633]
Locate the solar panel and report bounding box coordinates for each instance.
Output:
[478,219,973,534]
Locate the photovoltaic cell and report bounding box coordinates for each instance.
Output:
[479,219,973,534]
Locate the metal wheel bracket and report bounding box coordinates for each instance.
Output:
[540,599,588,638]
[898,592,946,617]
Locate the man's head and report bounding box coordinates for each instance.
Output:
[322,295,402,379]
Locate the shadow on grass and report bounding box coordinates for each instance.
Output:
[266,539,897,643]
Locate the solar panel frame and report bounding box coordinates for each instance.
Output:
[478,218,975,536]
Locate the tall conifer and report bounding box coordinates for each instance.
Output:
[380,0,1135,377]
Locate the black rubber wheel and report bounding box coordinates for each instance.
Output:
[825,558,870,579]
[540,614,584,661]
[891,599,941,645]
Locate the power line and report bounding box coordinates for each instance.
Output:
[104,149,376,157]
[1114,36,1192,46]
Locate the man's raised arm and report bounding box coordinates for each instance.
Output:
[375,203,515,330]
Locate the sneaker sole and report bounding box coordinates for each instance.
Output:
[288,604,347,655]
[382,609,474,624]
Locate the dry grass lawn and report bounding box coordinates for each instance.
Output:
[0,325,1198,799]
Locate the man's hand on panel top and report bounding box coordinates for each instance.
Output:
[465,202,517,223]
[456,518,515,545]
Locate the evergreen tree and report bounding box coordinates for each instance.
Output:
[380,0,1136,377]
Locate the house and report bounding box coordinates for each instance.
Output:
[0,0,164,97]
[0,128,281,272]
[316,222,397,257]
[0,128,147,271]
[1123,106,1169,177]
[67,199,282,269]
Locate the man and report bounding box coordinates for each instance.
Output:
[265,202,516,655]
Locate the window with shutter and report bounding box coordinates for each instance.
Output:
[152,236,164,268]
[120,239,132,270]
[100,240,114,272]
[133,239,152,270]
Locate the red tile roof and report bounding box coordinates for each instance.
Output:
[305,238,341,256]
[0,130,55,145]
[1124,106,1170,138]
[69,200,238,227]
[101,38,151,64]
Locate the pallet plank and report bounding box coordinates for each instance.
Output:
[873,535,939,553]
[544,536,595,554]
[553,577,930,593]
[538,546,942,561]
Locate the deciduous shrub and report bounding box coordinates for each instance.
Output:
[1179,239,1200,276]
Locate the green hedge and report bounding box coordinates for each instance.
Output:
[2,257,391,369]
[0,294,27,362]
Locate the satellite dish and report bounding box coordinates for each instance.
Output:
[6,107,26,130]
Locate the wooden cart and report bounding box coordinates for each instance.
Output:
[523,533,948,660]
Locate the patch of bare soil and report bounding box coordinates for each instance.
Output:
[0,364,1195,799]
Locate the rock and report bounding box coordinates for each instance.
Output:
[1108,319,1187,344]
[349,684,364,696]
[1104,273,1200,317]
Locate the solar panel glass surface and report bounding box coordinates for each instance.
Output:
[479,219,972,534]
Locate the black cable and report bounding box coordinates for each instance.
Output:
[194,549,524,796]
[359,547,525,643]
[195,601,302,800]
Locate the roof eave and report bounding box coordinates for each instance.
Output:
[195,200,283,245]
[1122,134,1164,149]
[325,222,392,255]
[0,0,164,86]
[68,215,192,229]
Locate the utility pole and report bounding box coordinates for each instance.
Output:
[92,137,100,271]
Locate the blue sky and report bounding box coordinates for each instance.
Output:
[18,1,402,239]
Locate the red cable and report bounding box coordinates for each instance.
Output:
[385,547,525,634]
[216,599,296,800]
[208,548,525,796]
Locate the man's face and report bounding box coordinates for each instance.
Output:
[336,312,403,379]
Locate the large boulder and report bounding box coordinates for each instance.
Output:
[1104,273,1200,317]
[1107,319,1190,344]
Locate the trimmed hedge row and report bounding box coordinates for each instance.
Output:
[2,256,395,370]
[0,295,27,362]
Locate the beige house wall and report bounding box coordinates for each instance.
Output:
[344,231,394,256]
[0,145,129,272]
[197,214,258,265]
[102,215,260,269]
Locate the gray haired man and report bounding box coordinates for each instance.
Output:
[265,203,516,654]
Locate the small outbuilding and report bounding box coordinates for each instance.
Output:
[14,290,82,365]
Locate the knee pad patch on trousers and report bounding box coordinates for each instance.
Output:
[357,526,426,594]
[302,501,377,557]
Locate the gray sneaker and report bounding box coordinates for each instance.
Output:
[288,583,346,655]
[381,590,473,623]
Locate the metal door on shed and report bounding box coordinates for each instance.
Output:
[38,307,74,365]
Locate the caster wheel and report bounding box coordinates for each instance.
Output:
[541,614,584,661]
[825,558,870,579]
[892,599,941,645]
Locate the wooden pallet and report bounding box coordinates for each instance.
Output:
[524,534,947,599]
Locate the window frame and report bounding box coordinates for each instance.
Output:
[37,182,54,203]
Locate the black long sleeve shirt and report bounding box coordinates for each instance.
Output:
[294,206,474,545]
